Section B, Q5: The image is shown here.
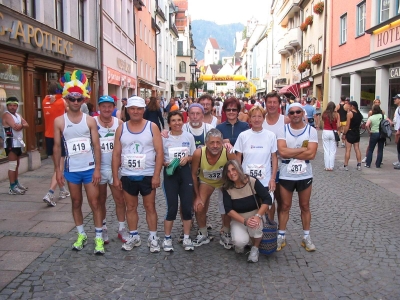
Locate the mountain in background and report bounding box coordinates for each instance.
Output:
[191,20,244,61]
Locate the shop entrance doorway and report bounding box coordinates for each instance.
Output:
[33,72,46,159]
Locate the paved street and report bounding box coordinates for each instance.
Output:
[0,133,400,299]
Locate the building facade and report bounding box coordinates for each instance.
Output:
[0,0,100,179]
[330,0,400,117]
[204,38,220,66]
[102,0,138,104]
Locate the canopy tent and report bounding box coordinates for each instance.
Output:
[279,83,300,98]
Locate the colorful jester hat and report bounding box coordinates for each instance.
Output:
[58,70,91,98]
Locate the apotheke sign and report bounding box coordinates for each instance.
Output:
[0,12,73,57]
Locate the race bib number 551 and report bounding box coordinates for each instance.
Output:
[123,154,146,170]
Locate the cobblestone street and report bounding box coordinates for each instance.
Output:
[1,136,400,299]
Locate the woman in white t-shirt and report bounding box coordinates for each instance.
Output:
[234,106,278,217]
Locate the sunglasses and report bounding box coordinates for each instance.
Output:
[226,108,238,112]
[288,110,303,115]
[67,97,84,103]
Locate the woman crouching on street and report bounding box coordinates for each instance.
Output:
[222,160,272,263]
[162,111,196,252]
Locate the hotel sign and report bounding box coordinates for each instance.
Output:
[0,12,73,57]
[370,20,400,53]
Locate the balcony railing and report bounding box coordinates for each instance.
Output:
[177,50,191,57]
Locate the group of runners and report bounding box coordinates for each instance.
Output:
[2,71,319,262]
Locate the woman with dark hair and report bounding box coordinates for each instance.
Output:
[222,160,272,262]
[341,101,363,171]
[143,96,164,131]
[365,105,388,168]
[321,101,340,170]
[216,97,250,147]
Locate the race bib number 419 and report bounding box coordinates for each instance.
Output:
[66,137,91,156]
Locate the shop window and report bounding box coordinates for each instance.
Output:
[340,14,347,45]
[179,61,186,73]
[379,0,390,23]
[78,0,85,41]
[22,0,36,18]
[357,1,366,36]
[55,0,63,32]
[0,63,23,160]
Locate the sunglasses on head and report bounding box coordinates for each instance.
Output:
[225,108,238,112]
[67,97,84,103]
[288,110,303,115]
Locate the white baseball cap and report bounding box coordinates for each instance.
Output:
[126,96,146,108]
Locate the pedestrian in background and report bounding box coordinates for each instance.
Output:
[365,105,388,168]
[321,101,340,171]
[143,96,164,131]
[393,95,400,169]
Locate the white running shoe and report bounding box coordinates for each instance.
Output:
[182,238,194,251]
[17,182,28,191]
[301,235,316,252]
[59,190,70,199]
[102,228,109,244]
[148,236,161,253]
[162,238,174,252]
[9,186,25,195]
[43,193,56,207]
[277,235,286,251]
[122,235,141,251]
[192,231,210,247]
[247,246,259,263]
[118,228,129,243]
[361,157,367,163]
[219,232,233,249]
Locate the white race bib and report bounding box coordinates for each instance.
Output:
[246,164,266,180]
[100,137,114,153]
[66,137,91,156]
[203,169,223,181]
[287,159,307,175]
[168,147,189,162]
[123,154,146,170]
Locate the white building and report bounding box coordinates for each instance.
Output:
[204,38,220,66]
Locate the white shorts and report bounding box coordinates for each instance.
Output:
[100,169,113,185]
[216,188,225,215]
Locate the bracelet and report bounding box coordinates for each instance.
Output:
[255,214,262,218]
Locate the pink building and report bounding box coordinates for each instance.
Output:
[330,0,400,117]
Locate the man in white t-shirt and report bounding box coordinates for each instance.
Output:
[276,103,318,253]
[393,95,400,168]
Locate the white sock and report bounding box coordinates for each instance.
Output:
[184,234,190,239]
[303,230,310,239]
[76,225,85,235]
[278,230,286,236]
[118,222,125,231]
[129,230,138,237]
[149,231,157,239]
[95,227,103,238]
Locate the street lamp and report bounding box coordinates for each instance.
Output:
[189,61,197,98]
[195,68,201,98]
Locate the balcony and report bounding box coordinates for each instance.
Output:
[278,0,301,26]
[277,38,289,55]
[285,27,302,49]
[177,50,192,57]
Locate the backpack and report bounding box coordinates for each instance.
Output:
[379,114,392,141]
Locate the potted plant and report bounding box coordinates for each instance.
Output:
[300,22,308,32]
[311,54,322,65]
[298,60,311,72]
[305,15,313,26]
[313,2,324,14]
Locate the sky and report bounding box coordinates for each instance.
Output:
[189,0,270,25]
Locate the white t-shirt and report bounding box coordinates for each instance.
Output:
[263,114,285,163]
[277,124,318,180]
[234,129,277,186]
[182,122,214,148]
[162,131,196,163]
[394,107,400,131]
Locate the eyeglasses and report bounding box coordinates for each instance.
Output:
[67,97,84,103]
[225,108,238,112]
[288,110,303,115]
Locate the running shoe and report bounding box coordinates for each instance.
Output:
[148,236,161,253]
[162,238,174,252]
[247,246,259,263]
[118,228,129,243]
[364,165,370,168]
[341,143,345,148]
[17,182,28,191]
[177,230,184,243]
[361,157,367,163]
[339,166,349,171]
[182,238,194,251]
[59,190,70,199]
[192,231,210,247]
[394,164,400,170]
[122,235,141,251]
[94,237,105,254]
[9,186,25,195]
[72,233,87,251]
[43,193,56,207]
[219,232,233,250]
[393,161,400,166]
[277,234,286,251]
[357,165,362,171]
[301,235,316,252]
[102,228,109,244]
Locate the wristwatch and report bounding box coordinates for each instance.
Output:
[255,214,262,218]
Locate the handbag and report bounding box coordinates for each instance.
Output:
[248,177,277,255]
[330,119,340,142]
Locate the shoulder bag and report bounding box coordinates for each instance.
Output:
[248,176,277,255]
[330,118,340,142]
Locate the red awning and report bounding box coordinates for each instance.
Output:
[278,83,300,98]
